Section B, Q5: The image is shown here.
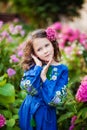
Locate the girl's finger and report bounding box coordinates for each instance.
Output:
[43,60,51,72]
[31,54,36,59]
[46,58,52,68]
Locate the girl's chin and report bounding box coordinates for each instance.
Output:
[44,60,50,63]
[41,60,49,64]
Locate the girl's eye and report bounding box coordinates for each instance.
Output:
[45,43,49,47]
[37,48,42,51]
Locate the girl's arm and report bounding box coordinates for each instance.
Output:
[41,66,68,106]
[20,54,42,95]
[20,65,42,95]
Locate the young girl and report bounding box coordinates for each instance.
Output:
[19,28,68,130]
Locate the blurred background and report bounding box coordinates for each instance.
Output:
[0,0,86,28]
[0,0,87,130]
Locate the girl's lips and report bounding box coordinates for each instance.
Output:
[45,54,50,57]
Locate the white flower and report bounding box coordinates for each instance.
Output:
[53,67,58,71]
[51,75,57,80]
[25,80,31,85]
[56,91,61,96]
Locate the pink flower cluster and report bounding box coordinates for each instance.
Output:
[50,22,87,50]
[76,75,87,102]
[7,68,16,77]
[69,115,77,130]
[45,27,56,42]
[0,114,6,128]
[50,22,62,31]
[9,24,25,36]
[10,55,19,63]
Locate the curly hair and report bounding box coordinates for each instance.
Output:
[21,29,61,70]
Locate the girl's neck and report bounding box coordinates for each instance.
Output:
[51,60,59,65]
[45,59,59,65]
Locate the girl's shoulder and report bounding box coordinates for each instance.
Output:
[60,64,68,70]
[23,65,35,75]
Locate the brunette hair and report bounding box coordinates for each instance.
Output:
[21,29,61,70]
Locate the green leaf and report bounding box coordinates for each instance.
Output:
[12,126,20,130]
[19,90,27,99]
[58,112,74,122]
[0,83,15,104]
[0,74,7,81]
[75,118,84,124]
[12,108,19,114]
[78,107,87,119]
[13,115,19,120]
[6,118,15,127]
[0,79,6,87]
[0,110,12,118]
[65,101,77,113]
[6,127,14,130]
[0,74,7,87]
[0,83,15,96]
[0,95,15,104]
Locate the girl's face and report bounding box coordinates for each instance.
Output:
[33,38,54,62]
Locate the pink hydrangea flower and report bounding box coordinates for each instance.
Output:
[7,36,13,43]
[69,115,77,130]
[51,22,62,31]
[7,68,16,77]
[69,124,75,130]
[17,50,23,57]
[79,33,87,49]
[20,30,25,37]
[46,27,57,41]
[64,46,73,55]
[0,114,6,128]
[71,116,77,124]
[10,55,19,63]
[1,31,9,38]
[79,33,87,45]
[76,75,87,102]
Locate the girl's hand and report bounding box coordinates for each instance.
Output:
[40,58,52,82]
[31,54,42,66]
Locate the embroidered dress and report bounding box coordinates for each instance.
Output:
[19,64,68,130]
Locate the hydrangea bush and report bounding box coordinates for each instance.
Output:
[0,114,6,128]
[0,20,28,129]
[0,20,87,129]
[50,22,87,130]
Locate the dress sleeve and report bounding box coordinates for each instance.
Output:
[41,65,68,106]
[20,65,42,95]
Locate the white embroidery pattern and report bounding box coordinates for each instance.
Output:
[50,67,58,81]
[49,86,67,106]
[21,79,38,95]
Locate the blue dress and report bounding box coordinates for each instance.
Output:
[19,64,68,130]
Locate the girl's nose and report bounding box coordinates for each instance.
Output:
[43,48,48,54]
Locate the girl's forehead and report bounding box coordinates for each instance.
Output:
[33,37,49,42]
[33,38,51,45]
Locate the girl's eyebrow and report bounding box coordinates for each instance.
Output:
[45,43,49,44]
[37,47,42,51]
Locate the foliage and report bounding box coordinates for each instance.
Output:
[50,22,87,129]
[0,74,15,104]
[0,19,31,87]
[0,20,27,129]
